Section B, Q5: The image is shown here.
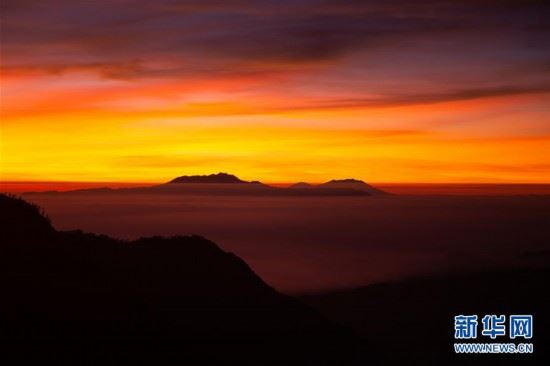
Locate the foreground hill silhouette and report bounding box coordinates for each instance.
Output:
[0,194,358,365]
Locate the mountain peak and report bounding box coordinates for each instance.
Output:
[289,182,313,189]
[169,172,248,184]
[326,179,366,184]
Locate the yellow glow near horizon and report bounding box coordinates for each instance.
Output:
[2,68,550,184]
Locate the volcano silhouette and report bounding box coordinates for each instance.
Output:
[169,172,251,184]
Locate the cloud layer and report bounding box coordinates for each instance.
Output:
[2,0,549,106]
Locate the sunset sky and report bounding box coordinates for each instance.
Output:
[1,0,550,183]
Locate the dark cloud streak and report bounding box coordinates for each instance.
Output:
[298,85,550,110]
[1,0,549,104]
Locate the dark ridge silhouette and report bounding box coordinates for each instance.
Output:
[301,268,550,365]
[169,172,249,184]
[0,194,55,239]
[18,172,390,197]
[318,179,389,196]
[23,183,373,197]
[0,194,359,365]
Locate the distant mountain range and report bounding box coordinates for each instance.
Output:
[0,194,358,364]
[23,173,389,196]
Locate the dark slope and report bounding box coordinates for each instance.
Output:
[302,268,550,365]
[0,194,358,365]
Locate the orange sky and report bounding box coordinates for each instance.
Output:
[2,82,549,183]
[1,0,549,183]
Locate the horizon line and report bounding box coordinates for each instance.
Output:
[3,180,550,185]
